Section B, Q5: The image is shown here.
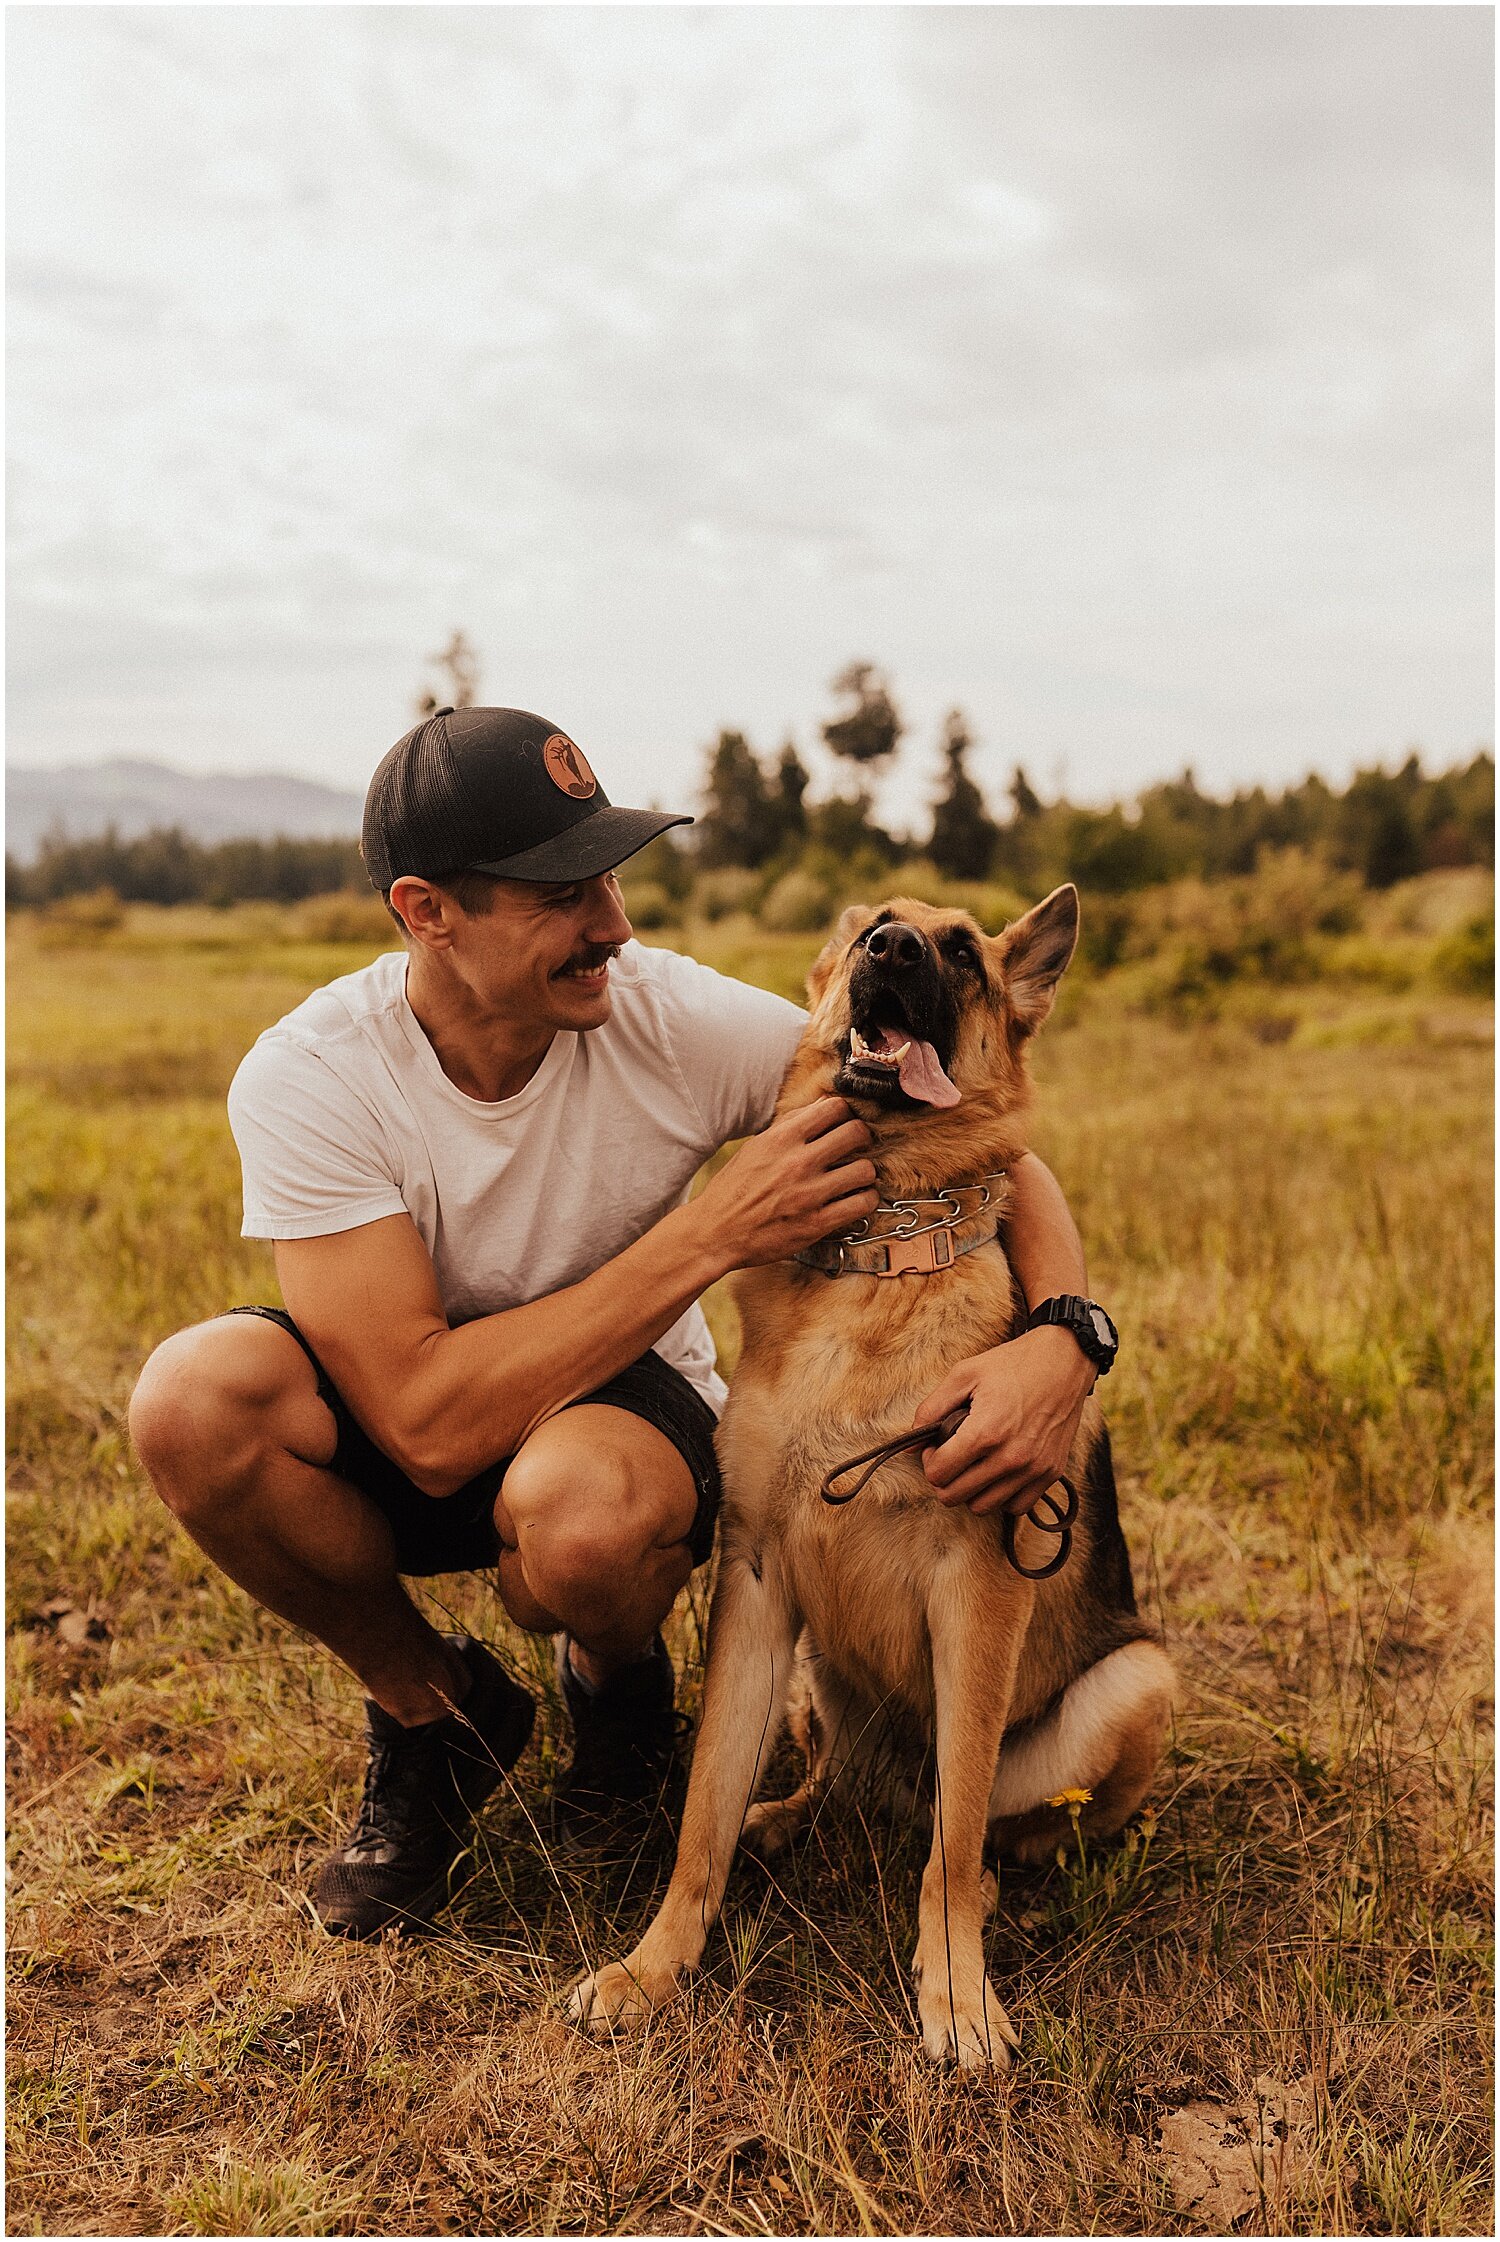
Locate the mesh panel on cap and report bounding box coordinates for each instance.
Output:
[363,712,479,888]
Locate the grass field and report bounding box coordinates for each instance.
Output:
[6,890,1494,2237]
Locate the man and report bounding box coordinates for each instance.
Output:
[129,706,1099,1940]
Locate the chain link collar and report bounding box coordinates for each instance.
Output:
[792,1169,1009,1280]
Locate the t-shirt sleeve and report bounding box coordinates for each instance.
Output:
[227,1035,409,1240]
[650,948,809,1146]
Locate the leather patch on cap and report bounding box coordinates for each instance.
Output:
[543,733,597,798]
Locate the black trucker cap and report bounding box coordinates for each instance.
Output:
[361,706,692,892]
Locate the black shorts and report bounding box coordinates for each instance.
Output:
[222,1306,723,1578]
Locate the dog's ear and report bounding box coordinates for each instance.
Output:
[996,884,1079,1035]
[807,903,875,1005]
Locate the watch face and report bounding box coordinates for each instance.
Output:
[1090,1306,1117,1352]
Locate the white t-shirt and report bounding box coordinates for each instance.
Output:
[227,941,807,1413]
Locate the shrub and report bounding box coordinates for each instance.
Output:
[807,845,901,913]
[1432,914,1495,997]
[1119,852,1369,1012]
[1320,938,1418,991]
[1370,867,1493,938]
[760,868,835,933]
[1067,810,1190,893]
[627,830,694,903]
[695,868,763,922]
[803,794,899,863]
[1078,897,1136,973]
[620,879,679,931]
[882,859,1029,932]
[295,893,395,944]
[1123,853,1360,970]
[34,887,126,946]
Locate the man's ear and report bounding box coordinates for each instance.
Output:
[997,884,1079,1035]
[807,902,874,1004]
[388,876,454,949]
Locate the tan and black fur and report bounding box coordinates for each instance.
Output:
[570,888,1174,2068]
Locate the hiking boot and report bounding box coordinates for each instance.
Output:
[553,1632,683,1841]
[314,1634,535,1938]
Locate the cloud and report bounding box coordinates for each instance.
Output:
[6,3,1491,819]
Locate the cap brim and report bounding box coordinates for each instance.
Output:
[467,805,693,883]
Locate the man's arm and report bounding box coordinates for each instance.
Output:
[913,1152,1099,1516]
[275,1098,877,1498]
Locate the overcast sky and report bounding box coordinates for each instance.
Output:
[7,3,1493,828]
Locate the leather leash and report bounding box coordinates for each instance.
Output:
[819,1404,1078,1581]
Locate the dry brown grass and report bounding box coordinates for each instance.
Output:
[6,901,1493,2236]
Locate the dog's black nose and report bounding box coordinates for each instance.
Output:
[864,921,926,971]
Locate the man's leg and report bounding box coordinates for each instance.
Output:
[130,1315,535,1936]
[129,1315,465,1722]
[493,1403,699,1680]
[494,1405,699,1828]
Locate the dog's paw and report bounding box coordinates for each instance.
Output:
[566,1955,680,2034]
[915,1970,1020,2072]
[741,1796,808,1861]
[1010,1822,1071,1868]
[992,1806,1072,1868]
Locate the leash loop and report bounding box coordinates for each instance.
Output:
[999,1475,1078,1580]
[818,1408,1077,1580]
[819,1411,967,1506]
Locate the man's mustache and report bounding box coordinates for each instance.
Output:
[561,943,623,974]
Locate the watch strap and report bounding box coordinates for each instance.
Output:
[1025,1294,1118,1373]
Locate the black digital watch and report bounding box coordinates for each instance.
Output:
[1024,1294,1119,1375]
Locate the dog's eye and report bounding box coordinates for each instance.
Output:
[949,941,978,970]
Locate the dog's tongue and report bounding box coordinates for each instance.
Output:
[897,1038,961,1109]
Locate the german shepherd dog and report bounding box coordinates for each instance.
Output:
[570,888,1174,2068]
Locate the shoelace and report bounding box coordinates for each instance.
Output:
[347,1731,445,1852]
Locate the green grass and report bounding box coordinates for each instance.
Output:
[6,896,1494,2235]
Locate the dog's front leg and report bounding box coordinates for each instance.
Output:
[568,1545,799,2032]
[912,1558,1026,2070]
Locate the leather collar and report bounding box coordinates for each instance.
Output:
[793,1170,1008,1281]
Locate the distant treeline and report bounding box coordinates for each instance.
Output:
[5,829,366,909]
[696,729,1494,894]
[1011,748,1495,893]
[7,724,1493,911]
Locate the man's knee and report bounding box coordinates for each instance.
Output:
[129,1319,327,1525]
[500,1440,684,1622]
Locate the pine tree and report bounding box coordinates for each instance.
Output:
[928,711,999,879]
[1009,766,1043,822]
[696,731,780,867]
[415,630,480,717]
[821,662,904,769]
[771,743,810,850]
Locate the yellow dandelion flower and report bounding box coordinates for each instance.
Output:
[1046,1786,1094,1809]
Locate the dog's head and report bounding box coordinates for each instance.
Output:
[787,886,1079,1140]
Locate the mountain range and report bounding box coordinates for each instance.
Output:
[6,759,364,861]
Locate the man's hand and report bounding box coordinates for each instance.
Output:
[914,1326,1094,1517]
[695,1098,878,1270]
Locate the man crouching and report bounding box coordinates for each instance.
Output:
[129,706,1097,1939]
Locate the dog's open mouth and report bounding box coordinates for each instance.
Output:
[838,991,960,1109]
